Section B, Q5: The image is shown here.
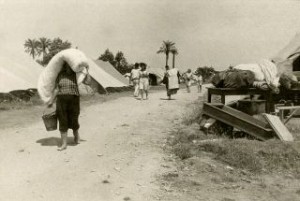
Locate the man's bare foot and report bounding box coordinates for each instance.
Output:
[57,145,67,151]
[73,131,80,144]
[74,136,80,144]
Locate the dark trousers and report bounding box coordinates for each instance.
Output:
[56,95,80,132]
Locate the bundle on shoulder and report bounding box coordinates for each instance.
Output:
[38,49,89,104]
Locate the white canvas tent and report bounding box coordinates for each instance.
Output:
[94,60,129,85]
[272,32,300,75]
[82,59,128,94]
[0,66,33,92]
[0,56,43,92]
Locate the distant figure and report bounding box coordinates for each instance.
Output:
[48,62,90,151]
[139,63,149,100]
[195,73,203,93]
[184,69,194,93]
[130,63,140,97]
[162,65,180,100]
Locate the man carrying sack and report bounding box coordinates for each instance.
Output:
[38,49,91,151]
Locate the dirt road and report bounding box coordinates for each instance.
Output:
[0,86,200,201]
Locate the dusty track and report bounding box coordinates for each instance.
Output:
[0,86,200,201]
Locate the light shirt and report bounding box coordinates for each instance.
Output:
[131,69,140,80]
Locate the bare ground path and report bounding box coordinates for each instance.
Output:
[0,86,200,201]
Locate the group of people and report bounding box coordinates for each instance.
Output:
[130,62,150,100]
[130,63,184,100]
[130,65,203,100]
[183,69,203,93]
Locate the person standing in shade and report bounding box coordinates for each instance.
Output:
[130,63,140,97]
[139,62,150,100]
[48,62,90,151]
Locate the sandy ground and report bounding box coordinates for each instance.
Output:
[0,86,201,201]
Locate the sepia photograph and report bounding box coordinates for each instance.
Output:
[0,0,300,200]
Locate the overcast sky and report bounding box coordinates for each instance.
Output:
[0,0,299,71]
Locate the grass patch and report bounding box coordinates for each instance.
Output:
[173,143,193,160]
[200,139,300,175]
[182,99,204,125]
[169,96,300,177]
[171,128,300,175]
[199,139,263,172]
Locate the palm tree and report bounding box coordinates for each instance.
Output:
[24,39,39,59]
[170,48,178,68]
[157,40,176,67]
[37,37,51,59]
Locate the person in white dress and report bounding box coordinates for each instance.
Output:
[162,65,180,100]
[139,63,149,100]
[195,73,203,93]
[130,63,140,97]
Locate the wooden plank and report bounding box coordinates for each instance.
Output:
[263,114,294,142]
[277,106,300,110]
[203,103,273,141]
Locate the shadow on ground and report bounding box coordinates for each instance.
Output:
[36,137,81,146]
[160,98,176,100]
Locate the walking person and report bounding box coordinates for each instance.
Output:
[130,63,140,97]
[47,62,90,151]
[162,65,180,100]
[196,73,203,93]
[184,69,194,93]
[139,62,150,100]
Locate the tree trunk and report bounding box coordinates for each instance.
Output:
[172,53,175,68]
[165,53,169,67]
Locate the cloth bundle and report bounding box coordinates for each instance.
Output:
[211,69,255,88]
[234,59,280,90]
[38,49,89,104]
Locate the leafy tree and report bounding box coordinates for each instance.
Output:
[47,38,71,55]
[115,51,129,74]
[98,49,132,74]
[41,38,72,66]
[170,48,178,68]
[157,40,176,67]
[36,37,51,59]
[25,37,72,66]
[195,66,216,82]
[24,39,39,59]
[98,49,115,65]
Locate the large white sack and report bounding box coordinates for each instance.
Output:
[167,68,179,89]
[38,49,89,103]
[234,59,279,88]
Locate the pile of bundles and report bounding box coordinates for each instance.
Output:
[38,49,89,104]
[211,59,299,92]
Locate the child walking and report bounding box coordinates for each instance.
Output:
[130,63,140,97]
[196,73,203,93]
[139,63,149,100]
[184,69,194,93]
